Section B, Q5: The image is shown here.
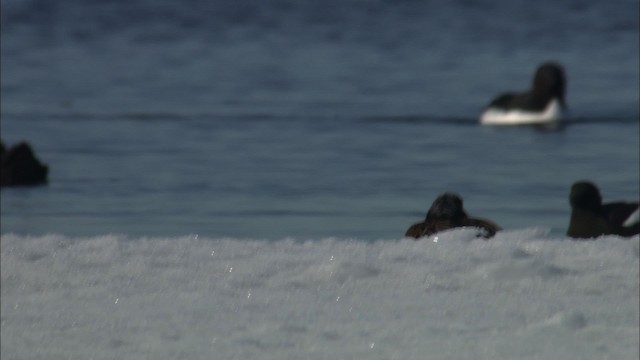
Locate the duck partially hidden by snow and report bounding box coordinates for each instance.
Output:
[405,193,502,239]
[567,181,639,239]
[480,62,566,126]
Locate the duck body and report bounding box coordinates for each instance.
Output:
[405,193,502,239]
[1,141,49,187]
[480,62,566,126]
[567,181,639,239]
[480,98,563,125]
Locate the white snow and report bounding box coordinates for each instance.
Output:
[1,230,638,360]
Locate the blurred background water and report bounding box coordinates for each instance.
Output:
[1,0,638,239]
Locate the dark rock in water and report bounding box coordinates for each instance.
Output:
[1,141,49,187]
[567,181,639,239]
[404,193,502,239]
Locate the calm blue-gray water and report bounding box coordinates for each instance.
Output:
[1,0,638,240]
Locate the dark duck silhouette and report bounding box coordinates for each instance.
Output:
[404,193,502,239]
[1,141,49,187]
[567,181,639,239]
[480,62,566,125]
